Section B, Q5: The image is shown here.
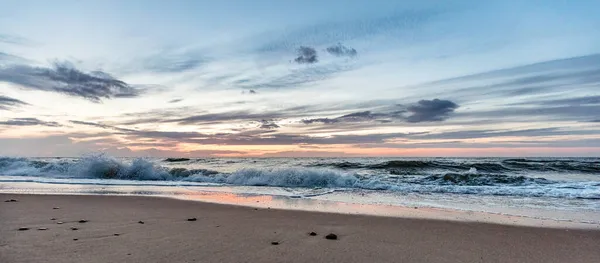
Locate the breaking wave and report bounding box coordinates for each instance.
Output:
[1,155,599,199]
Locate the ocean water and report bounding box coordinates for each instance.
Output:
[1,154,599,224]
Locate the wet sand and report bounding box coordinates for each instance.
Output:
[1,194,599,263]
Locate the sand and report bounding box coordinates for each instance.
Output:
[1,194,599,263]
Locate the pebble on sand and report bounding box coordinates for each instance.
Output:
[50,218,56,220]
[57,222,64,224]
[38,228,48,231]
[325,233,338,240]
[53,207,60,209]
[18,227,29,231]
[114,233,120,236]
[309,232,318,236]
[187,217,197,221]
[73,238,78,241]
[271,241,280,245]
[138,221,145,224]
[4,199,18,202]
[78,219,88,223]
[70,227,79,231]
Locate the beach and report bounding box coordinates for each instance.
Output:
[2,194,599,263]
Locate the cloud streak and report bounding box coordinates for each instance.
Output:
[0,95,28,110]
[0,61,141,102]
[0,118,61,127]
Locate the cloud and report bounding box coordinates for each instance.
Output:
[0,52,31,64]
[0,95,28,110]
[405,99,459,122]
[142,52,207,73]
[326,43,357,57]
[257,119,280,129]
[69,120,135,132]
[249,89,257,94]
[301,99,457,125]
[168,98,183,103]
[0,34,33,46]
[0,118,61,127]
[294,46,318,64]
[0,61,141,102]
[408,127,600,140]
[301,111,388,124]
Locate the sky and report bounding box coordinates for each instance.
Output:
[1,0,600,157]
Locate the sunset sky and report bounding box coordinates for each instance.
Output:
[1,0,600,157]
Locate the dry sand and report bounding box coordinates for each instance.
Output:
[1,194,599,263]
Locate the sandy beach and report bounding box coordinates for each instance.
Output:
[1,194,599,263]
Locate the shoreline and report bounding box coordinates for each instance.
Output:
[2,181,599,229]
[2,194,600,263]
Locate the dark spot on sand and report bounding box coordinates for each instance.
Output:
[114,233,120,236]
[254,208,258,210]
[70,227,78,231]
[53,207,60,209]
[38,227,48,231]
[50,218,56,220]
[309,232,317,236]
[216,225,220,228]
[138,221,145,224]
[73,238,78,241]
[5,199,18,202]
[325,233,338,240]
[57,222,64,224]
[127,253,131,256]
[78,219,88,223]
[271,241,279,245]
[18,227,29,231]
[187,217,197,221]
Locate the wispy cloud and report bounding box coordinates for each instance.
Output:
[0,33,34,46]
[0,118,61,127]
[0,61,141,102]
[0,95,28,111]
[326,43,357,58]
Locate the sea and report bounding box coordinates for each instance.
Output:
[1,154,599,226]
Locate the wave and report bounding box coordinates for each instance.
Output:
[1,155,599,199]
[311,159,600,174]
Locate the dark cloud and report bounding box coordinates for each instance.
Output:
[301,118,339,124]
[0,95,28,110]
[257,120,280,129]
[168,98,183,103]
[294,46,318,64]
[0,118,61,127]
[405,99,459,123]
[249,89,257,94]
[0,61,141,102]
[326,43,357,57]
